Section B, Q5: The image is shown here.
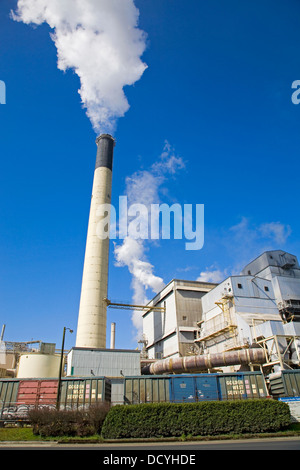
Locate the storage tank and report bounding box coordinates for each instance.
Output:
[17,353,61,378]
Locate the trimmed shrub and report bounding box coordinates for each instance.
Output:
[101,399,291,439]
[28,403,110,437]
[86,403,111,434]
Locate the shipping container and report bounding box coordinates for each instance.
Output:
[0,371,270,421]
[170,375,219,403]
[17,380,58,405]
[268,370,300,398]
[0,379,19,408]
[0,377,111,423]
[195,375,219,401]
[59,377,111,409]
[123,372,268,405]
[124,376,170,404]
[217,372,267,400]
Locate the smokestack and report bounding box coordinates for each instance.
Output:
[76,134,115,349]
[110,322,116,349]
[0,324,5,342]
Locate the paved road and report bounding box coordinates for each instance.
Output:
[0,436,299,450]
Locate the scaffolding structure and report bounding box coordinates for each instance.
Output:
[195,293,239,351]
[255,334,300,372]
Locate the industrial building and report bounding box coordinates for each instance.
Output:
[66,347,141,378]
[0,134,300,423]
[196,250,300,373]
[142,279,217,360]
[141,250,300,375]
[242,250,300,323]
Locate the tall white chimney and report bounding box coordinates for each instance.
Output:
[75,134,115,349]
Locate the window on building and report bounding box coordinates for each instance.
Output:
[264,286,269,292]
[237,283,243,289]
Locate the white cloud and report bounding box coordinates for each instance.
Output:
[229,217,292,264]
[12,0,147,134]
[200,217,293,282]
[196,268,226,284]
[258,222,292,245]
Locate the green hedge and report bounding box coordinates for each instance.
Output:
[101,400,290,439]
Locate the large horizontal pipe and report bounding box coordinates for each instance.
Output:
[141,348,266,375]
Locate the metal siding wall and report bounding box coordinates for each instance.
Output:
[282,371,300,397]
[269,371,300,398]
[17,381,40,405]
[110,378,124,405]
[0,380,19,407]
[170,376,196,403]
[15,380,58,406]
[124,377,170,404]
[195,375,219,401]
[69,349,141,377]
[175,289,204,327]
[38,380,58,404]
[59,377,109,409]
[217,373,267,400]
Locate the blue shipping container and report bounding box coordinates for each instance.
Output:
[170,376,196,403]
[195,375,219,401]
[170,375,219,402]
[123,372,267,404]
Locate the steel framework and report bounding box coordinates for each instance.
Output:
[104,298,166,312]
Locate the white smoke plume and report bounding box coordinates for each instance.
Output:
[114,141,185,338]
[12,0,147,133]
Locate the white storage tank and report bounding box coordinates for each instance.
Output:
[17,353,61,378]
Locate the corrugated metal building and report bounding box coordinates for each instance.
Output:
[67,347,141,378]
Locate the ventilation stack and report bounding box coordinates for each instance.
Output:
[75,134,115,349]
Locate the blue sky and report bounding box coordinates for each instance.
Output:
[0,0,300,351]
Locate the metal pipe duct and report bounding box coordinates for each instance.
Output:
[141,348,266,375]
[76,134,115,349]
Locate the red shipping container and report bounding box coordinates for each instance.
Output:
[17,380,58,406]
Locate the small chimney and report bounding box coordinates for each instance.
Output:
[110,322,116,349]
[0,324,5,342]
